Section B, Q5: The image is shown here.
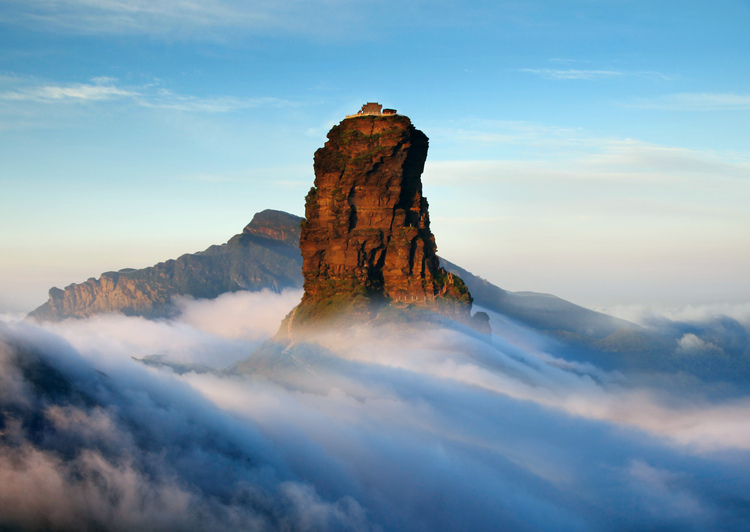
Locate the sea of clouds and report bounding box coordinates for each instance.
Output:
[1,289,750,531]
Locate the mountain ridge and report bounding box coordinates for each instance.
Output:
[28,209,304,321]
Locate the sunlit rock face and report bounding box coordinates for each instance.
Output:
[290,111,478,331]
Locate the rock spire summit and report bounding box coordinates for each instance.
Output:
[285,106,487,333]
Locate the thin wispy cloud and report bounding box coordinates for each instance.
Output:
[578,140,750,178]
[423,131,750,253]
[0,75,290,113]
[0,82,136,103]
[6,0,273,35]
[634,92,750,110]
[521,68,624,80]
[521,68,670,81]
[428,119,750,181]
[428,119,588,150]
[2,0,395,40]
[549,58,591,64]
[427,147,750,190]
[142,89,288,113]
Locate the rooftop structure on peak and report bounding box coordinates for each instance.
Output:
[346,102,397,118]
[360,102,382,114]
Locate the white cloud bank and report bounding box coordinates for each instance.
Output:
[2,290,750,530]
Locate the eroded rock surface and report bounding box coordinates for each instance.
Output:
[288,113,479,331]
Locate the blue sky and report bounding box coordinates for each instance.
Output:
[1,0,749,313]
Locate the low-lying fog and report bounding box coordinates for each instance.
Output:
[2,290,749,531]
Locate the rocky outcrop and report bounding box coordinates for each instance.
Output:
[287,112,484,332]
[28,210,303,321]
[241,209,301,245]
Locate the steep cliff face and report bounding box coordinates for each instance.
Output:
[28,210,303,321]
[289,113,476,330]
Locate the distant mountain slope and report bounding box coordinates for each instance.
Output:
[439,258,673,361]
[29,210,304,321]
[439,258,634,339]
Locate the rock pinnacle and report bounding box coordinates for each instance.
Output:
[284,104,488,334]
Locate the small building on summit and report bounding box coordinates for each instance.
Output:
[346,102,398,118]
[360,102,382,115]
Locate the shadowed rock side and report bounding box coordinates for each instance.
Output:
[28,210,304,321]
[286,114,480,334]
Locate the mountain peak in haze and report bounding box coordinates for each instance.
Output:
[242,209,302,245]
[282,107,489,335]
[28,209,303,321]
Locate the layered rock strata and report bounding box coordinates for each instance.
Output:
[288,112,477,331]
